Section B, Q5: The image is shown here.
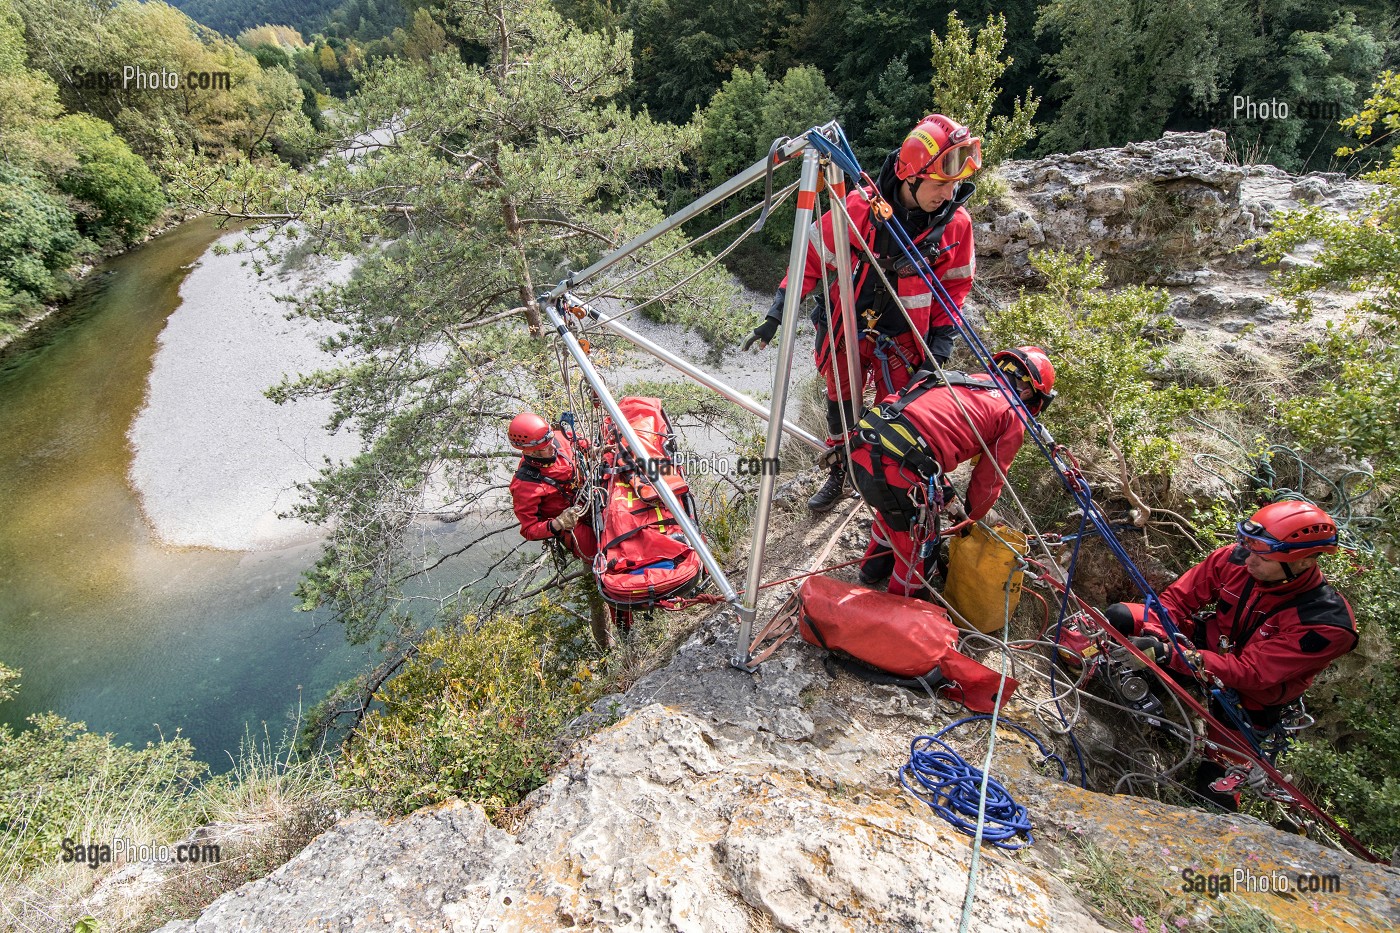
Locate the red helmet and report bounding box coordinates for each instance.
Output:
[508,412,554,455]
[993,346,1057,413]
[1236,501,1339,561]
[896,115,983,183]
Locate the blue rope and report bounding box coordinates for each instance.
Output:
[899,716,1067,850]
[804,124,863,179]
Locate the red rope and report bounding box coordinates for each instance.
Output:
[1026,560,1383,863]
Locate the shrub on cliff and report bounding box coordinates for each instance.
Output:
[1252,70,1400,854]
[0,668,205,875]
[339,607,597,819]
[982,248,1231,533]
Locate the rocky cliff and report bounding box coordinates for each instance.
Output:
[154,580,1399,932]
[154,132,1400,933]
[155,500,1400,932]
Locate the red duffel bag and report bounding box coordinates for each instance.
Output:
[796,574,1018,713]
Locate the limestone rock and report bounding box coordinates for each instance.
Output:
[154,803,517,933]
[976,130,1372,273]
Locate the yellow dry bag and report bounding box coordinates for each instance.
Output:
[943,522,1028,634]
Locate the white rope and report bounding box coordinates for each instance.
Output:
[578,181,800,332]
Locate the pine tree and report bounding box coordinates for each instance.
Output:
[163,0,736,645]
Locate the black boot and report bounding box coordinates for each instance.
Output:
[808,459,850,513]
[859,551,894,586]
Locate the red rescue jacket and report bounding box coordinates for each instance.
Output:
[890,378,1025,521]
[781,176,975,339]
[509,430,585,542]
[1146,546,1358,711]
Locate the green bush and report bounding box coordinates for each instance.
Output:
[0,161,82,307]
[41,114,165,245]
[340,608,596,819]
[0,707,205,875]
[927,12,1039,170]
[983,249,1231,503]
[1251,71,1400,484]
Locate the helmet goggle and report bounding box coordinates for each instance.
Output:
[912,136,982,183]
[1233,519,1336,556]
[997,357,1057,412]
[522,433,557,457]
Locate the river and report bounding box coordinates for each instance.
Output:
[0,220,372,768]
[0,216,815,771]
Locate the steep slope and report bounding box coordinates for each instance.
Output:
[155,494,1400,932]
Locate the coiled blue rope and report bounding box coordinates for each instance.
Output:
[899,716,1066,850]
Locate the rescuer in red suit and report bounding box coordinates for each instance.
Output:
[1106,500,1358,809]
[507,412,597,562]
[743,114,982,514]
[849,347,1056,598]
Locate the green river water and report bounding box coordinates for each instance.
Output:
[0,220,371,769]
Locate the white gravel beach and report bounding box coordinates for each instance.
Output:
[127,229,816,551]
[127,233,361,550]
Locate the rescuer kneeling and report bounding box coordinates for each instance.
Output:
[1104,501,1358,810]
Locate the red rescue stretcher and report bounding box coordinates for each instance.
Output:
[592,397,705,608]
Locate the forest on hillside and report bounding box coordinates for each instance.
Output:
[6,0,1395,338]
[163,0,1400,174]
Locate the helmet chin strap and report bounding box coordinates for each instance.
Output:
[1257,558,1300,586]
[906,176,923,207]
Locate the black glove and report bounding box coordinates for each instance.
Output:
[766,286,786,319]
[742,313,781,351]
[938,480,961,515]
[1130,635,1171,666]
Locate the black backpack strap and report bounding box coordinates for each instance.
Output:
[823,654,947,695]
[850,445,920,532]
[883,370,994,418]
[852,405,941,481]
[515,462,567,493]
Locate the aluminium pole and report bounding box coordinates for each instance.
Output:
[823,164,863,430]
[570,297,825,454]
[543,302,740,605]
[552,123,842,298]
[733,148,824,667]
